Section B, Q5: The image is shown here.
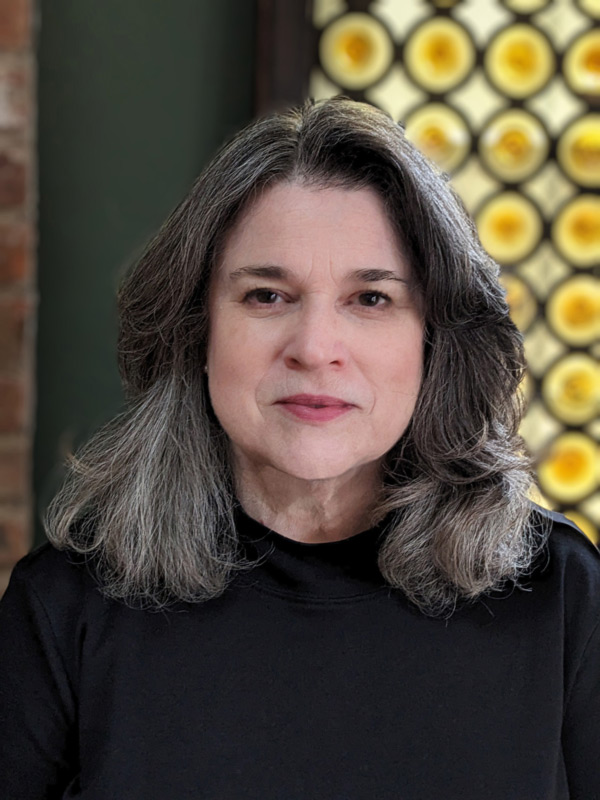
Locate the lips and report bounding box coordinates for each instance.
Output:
[278,394,353,408]
[275,394,355,422]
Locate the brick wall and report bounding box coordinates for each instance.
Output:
[0,0,35,594]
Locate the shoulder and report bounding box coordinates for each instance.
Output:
[8,541,98,597]
[1,543,121,683]
[3,541,106,632]
[528,503,600,647]
[530,502,600,589]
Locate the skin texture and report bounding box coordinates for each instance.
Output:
[207,182,424,542]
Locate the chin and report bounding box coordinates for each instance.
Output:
[271,452,381,484]
[281,465,347,482]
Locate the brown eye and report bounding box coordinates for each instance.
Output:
[358,291,389,307]
[245,289,280,304]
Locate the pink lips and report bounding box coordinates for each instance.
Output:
[276,394,354,422]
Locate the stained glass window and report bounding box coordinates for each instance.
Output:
[308,0,599,543]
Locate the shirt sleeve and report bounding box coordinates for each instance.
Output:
[562,610,600,799]
[0,558,78,799]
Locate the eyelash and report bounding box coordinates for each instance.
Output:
[241,288,393,308]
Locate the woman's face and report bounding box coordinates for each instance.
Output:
[207,181,424,484]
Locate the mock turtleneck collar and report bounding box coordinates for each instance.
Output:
[234,508,389,600]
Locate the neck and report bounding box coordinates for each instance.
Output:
[234,458,383,544]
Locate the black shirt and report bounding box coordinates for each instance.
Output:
[0,506,599,799]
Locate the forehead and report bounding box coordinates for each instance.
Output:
[216,181,410,279]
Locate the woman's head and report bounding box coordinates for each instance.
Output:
[118,97,524,478]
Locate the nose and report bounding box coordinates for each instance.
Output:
[282,298,348,371]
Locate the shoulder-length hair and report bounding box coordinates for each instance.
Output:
[45,97,544,616]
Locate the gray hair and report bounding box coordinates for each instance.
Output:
[45,98,546,617]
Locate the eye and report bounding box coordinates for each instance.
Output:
[243,288,282,305]
[356,291,391,307]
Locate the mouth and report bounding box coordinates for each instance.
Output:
[277,394,354,408]
[275,395,355,422]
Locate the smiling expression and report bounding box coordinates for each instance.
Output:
[207,181,424,484]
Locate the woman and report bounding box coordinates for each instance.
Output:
[0,98,598,799]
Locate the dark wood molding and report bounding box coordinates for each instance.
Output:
[255,0,317,115]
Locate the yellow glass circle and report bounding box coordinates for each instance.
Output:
[564,29,600,96]
[485,24,555,99]
[538,433,598,504]
[319,13,394,90]
[404,104,470,172]
[480,109,549,182]
[503,0,550,10]
[476,193,542,264]
[563,510,599,546]
[543,354,600,425]
[552,195,600,267]
[557,114,600,188]
[499,273,537,331]
[404,18,475,93]
[547,275,600,346]
[577,0,600,20]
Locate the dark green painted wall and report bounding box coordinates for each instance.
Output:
[35,0,256,542]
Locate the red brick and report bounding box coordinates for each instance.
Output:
[0,440,28,502]
[0,0,30,50]
[0,507,28,566]
[0,149,25,207]
[0,222,28,284]
[0,295,30,372]
[0,60,29,130]
[0,376,25,432]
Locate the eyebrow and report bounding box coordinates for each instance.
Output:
[228,264,409,284]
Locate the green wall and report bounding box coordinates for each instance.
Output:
[35,0,256,543]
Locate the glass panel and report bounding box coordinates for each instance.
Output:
[311,0,599,525]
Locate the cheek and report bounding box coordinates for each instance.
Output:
[207,320,268,418]
[208,307,286,392]
[373,323,424,394]
[208,314,247,376]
